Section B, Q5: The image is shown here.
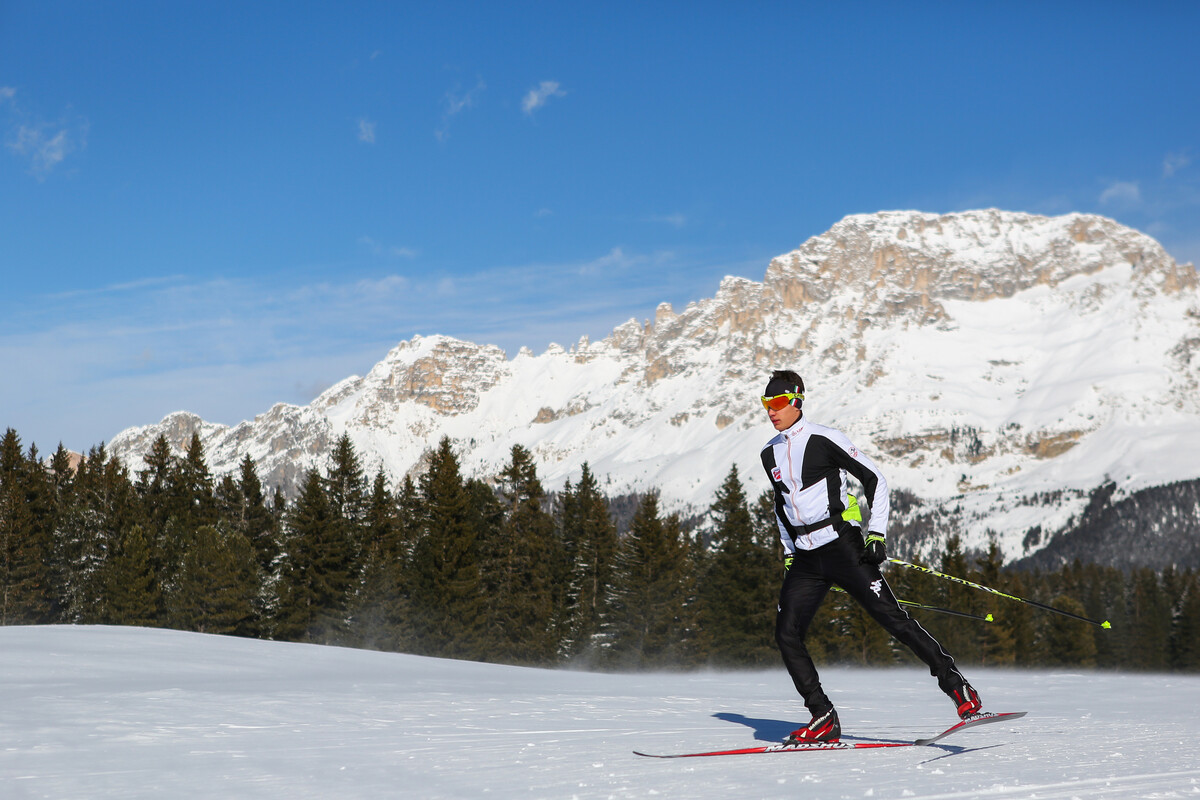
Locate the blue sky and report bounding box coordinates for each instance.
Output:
[2,1,1198,454]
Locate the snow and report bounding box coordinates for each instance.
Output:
[107,210,1200,563]
[3,626,1199,799]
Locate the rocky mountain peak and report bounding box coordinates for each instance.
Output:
[326,335,511,420]
[108,210,1200,564]
[763,210,1194,327]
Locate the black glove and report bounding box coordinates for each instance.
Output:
[860,532,886,566]
[783,552,795,575]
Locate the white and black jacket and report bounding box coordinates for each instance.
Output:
[760,417,890,554]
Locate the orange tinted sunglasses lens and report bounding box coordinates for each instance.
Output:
[761,393,800,411]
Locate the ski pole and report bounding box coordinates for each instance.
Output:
[887,558,1112,629]
[830,585,993,623]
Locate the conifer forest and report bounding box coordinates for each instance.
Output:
[2,426,1198,672]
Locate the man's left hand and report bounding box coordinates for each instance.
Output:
[861,533,886,565]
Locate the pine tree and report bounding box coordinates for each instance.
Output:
[1043,593,1098,666]
[482,445,562,664]
[558,464,619,661]
[1003,569,1037,667]
[0,430,57,623]
[973,538,1016,666]
[1088,565,1130,668]
[137,435,180,538]
[137,434,221,614]
[1127,567,1170,670]
[177,433,217,531]
[1161,566,1189,670]
[275,469,349,643]
[48,443,75,493]
[409,438,485,659]
[836,589,900,666]
[167,524,259,635]
[216,473,241,525]
[56,445,139,623]
[101,524,160,626]
[1172,570,1200,670]
[45,442,78,621]
[233,455,280,573]
[699,464,777,666]
[363,470,398,558]
[927,533,977,662]
[352,471,424,652]
[396,473,423,553]
[273,437,371,644]
[752,489,785,556]
[0,428,21,477]
[348,470,413,652]
[324,434,369,571]
[602,493,698,667]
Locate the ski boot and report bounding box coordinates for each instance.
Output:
[948,682,982,719]
[784,707,841,744]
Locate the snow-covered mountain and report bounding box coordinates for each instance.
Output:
[109,209,1200,563]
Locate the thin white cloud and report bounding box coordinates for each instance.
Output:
[358,118,376,144]
[437,78,486,141]
[1164,150,1191,178]
[358,275,409,294]
[285,273,413,306]
[2,89,89,178]
[2,243,742,451]
[46,275,188,301]
[8,120,88,178]
[647,213,687,229]
[576,247,638,276]
[1099,181,1141,206]
[522,81,566,115]
[359,236,417,259]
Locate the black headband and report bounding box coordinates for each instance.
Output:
[764,377,800,397]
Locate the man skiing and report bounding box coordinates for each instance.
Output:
[759,369,981,744]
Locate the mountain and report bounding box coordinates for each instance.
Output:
[108,209,1200,566]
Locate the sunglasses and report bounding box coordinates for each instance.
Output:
[761,392,803,411]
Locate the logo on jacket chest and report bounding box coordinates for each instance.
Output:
[771,467,783,482]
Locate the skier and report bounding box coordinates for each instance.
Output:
[759,369,981,744]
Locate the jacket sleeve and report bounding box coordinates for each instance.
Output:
[824,432,890,537]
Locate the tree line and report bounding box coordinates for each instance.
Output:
[2,426,1198,672]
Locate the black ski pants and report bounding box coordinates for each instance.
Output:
[775,526,963,716]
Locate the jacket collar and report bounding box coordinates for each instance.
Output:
[781,415,807,440]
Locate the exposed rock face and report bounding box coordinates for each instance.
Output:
[109,210,1200,563]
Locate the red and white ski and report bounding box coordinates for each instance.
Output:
[912,710,1027,745]
[632,711,1026,758]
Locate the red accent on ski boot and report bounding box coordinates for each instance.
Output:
[950,683,982,719]
[785,708,841,743]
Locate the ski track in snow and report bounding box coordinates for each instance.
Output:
[2,626,1199,799]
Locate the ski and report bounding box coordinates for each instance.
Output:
[912,710,1027,746]
[633,711,1026,758]
[634,740,911,758]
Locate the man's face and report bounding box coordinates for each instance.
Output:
[768,401,801,431]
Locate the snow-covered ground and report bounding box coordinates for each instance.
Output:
[2,626,1198,799]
